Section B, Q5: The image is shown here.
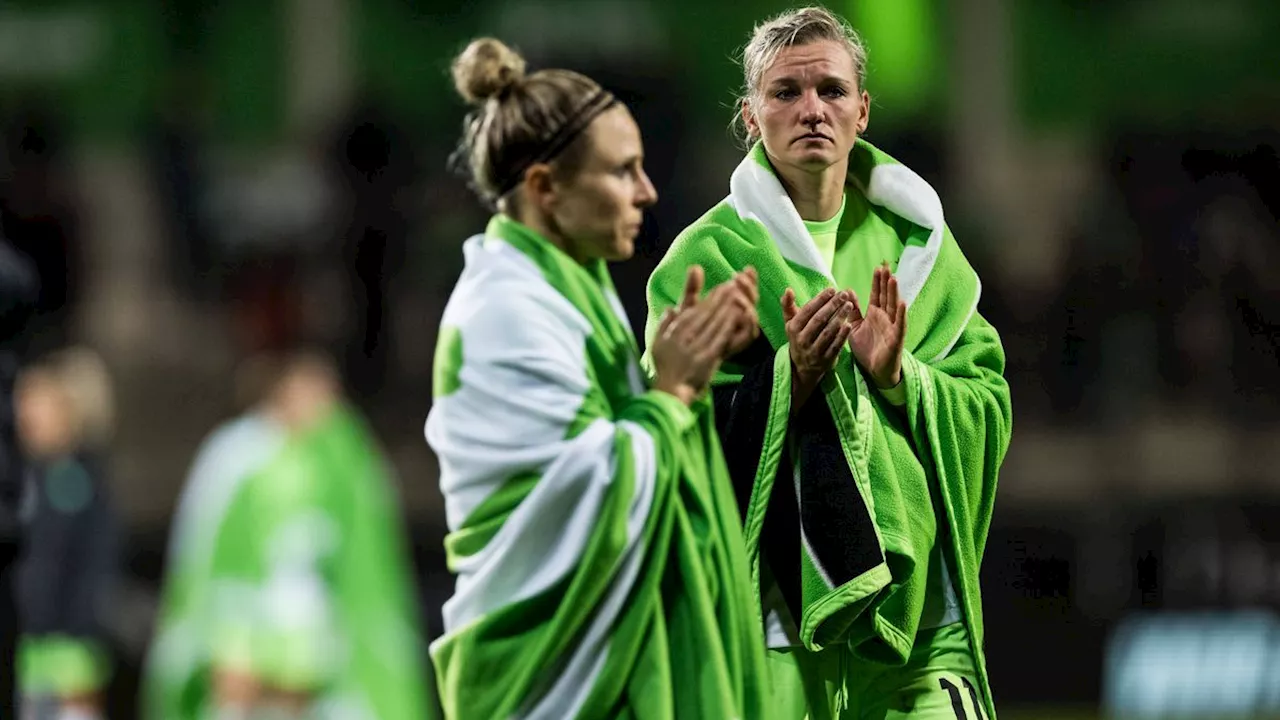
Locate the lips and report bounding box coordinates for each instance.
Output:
[795,133,831,143]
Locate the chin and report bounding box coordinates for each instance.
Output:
[791,147,842,170]
[609,238,636,261]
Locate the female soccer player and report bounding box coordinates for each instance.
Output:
[147,352,431,720]
[646,7,1012,719]
[425,38,769,719]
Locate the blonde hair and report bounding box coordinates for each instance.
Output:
[23,346,116,449]
[450,37,615,210]
[733,6,868,145]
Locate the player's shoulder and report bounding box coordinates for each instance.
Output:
[197,415,276,457]
[650,199,751,297]
[440,236,589,360]
[671,198,744,250]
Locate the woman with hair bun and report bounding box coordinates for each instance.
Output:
[425,37,768,720]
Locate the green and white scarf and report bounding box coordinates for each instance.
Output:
[426,214,768,719]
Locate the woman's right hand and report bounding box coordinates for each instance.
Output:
[782,287,854,405]
[652,266,753,405]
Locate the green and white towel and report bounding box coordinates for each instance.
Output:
[645,140,1012,718]
[426,214,768,720]
[146,409,432,720]
[145,414,286,720]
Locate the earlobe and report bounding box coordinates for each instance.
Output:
[741,99,759,138]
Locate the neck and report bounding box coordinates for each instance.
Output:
[773,156,848,222]
[512,208,585,264]
[259,403,289,427]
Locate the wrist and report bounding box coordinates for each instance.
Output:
[873,367,902,390]
[654,378,699,406]
[791,364,822,389]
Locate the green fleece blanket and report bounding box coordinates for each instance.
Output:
[426,214,768,719]
[645,140,1011,718]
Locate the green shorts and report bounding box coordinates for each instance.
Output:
[766,623,989,720]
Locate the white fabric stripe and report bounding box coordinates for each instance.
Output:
[442,419,615,631]
[794,457,835,590]
[728,162,835,283]
[762,586,801,650]
[518,422,657,719]
[171,415,284,573]
[147,621,200,682]
[861,163,947,309]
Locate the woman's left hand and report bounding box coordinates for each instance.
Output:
[677,266,760,359]
[847,264,908,389]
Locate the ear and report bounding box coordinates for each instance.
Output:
[856,89,871,135]
[521,163,557,212]
[741,97,760,140]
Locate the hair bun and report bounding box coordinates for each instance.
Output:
[452,38,527,105]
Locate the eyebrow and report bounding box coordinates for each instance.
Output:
[767,74,852,87]
[598,150,642,169]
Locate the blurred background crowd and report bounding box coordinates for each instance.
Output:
[1,0,1279,717]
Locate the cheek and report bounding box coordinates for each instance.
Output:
[842,99,866,131]
[759,106,786,135]
[761,104,803,146]
[18,398,59,443]
[560,183,628,231]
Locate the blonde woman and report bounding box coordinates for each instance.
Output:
[647,7,1012,719]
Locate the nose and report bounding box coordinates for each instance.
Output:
[635,167,658,208]
[799,89,825,127]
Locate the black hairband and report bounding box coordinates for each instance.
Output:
[495,88,618,197]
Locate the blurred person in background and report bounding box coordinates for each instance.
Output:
[646,8,1010,719]
[14,348,119,720]
[425,38,767,719]
[143,354,291,720]
[154,350,429,720]
[1,233,40,719]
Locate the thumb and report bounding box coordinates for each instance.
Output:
[781,288,797,321]
[681,265,704,310]
[658,308,677,337]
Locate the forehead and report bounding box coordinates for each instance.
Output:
[17,370,57,396]
[763,40,855,83]
[582,105,642,162]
